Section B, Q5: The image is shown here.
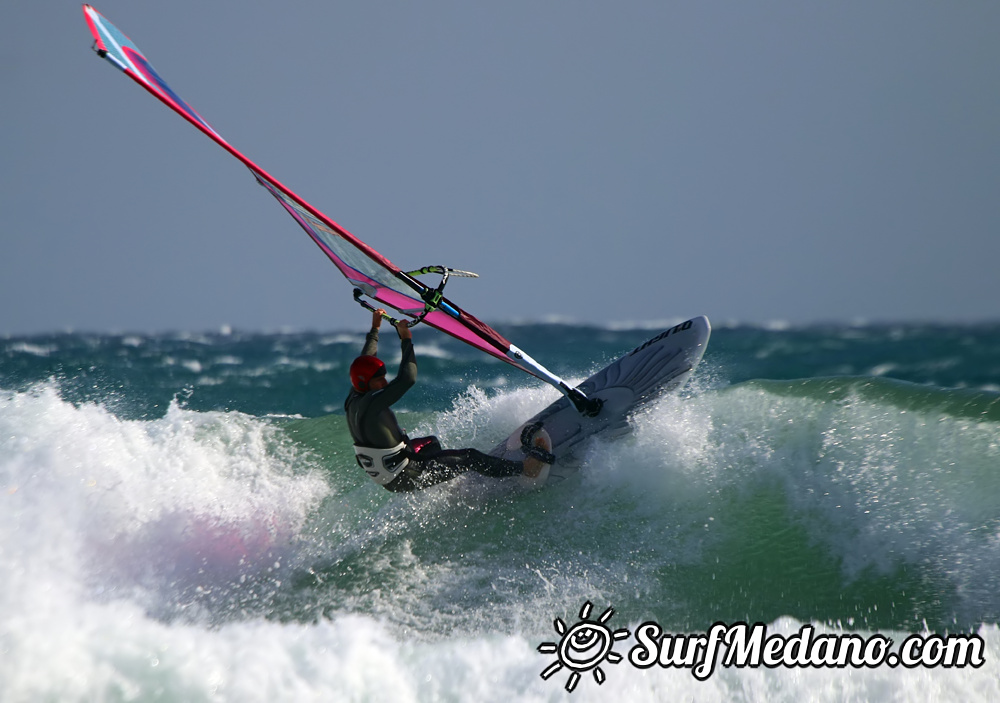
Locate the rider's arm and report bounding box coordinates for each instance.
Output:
[366,321,416,408]
[360,308,384,357]
[394,321,416,386]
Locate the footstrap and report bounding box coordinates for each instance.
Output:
[520,422,556,465]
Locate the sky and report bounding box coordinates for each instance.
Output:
[3,1,999,335]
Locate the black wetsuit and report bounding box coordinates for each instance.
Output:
[344,326,523,492]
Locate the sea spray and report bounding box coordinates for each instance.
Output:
[0,384,329,624]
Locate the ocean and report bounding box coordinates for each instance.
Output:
[1,320,998,701]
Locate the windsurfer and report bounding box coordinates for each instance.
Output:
[345,309,553,492]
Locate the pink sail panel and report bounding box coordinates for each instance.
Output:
[254,176,517,362]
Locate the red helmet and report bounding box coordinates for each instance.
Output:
[350,355,386,392]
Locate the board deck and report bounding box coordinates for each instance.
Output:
[492,316,711,483]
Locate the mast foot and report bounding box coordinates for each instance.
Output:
[566,386,603,417]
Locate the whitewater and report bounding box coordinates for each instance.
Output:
[1,322,998,701]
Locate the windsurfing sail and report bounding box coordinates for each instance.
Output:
[82,5,600,415]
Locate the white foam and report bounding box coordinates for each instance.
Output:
[587,381,1000,623]
[1,600,996,701]
[0,382,329,621]
[3,380,999,700]
[411,343,454,360]
[4,341,57,356]
[213,355,244,366]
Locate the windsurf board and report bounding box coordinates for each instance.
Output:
[493,316,711,483]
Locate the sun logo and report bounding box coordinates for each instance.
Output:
[537,601,631,692]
